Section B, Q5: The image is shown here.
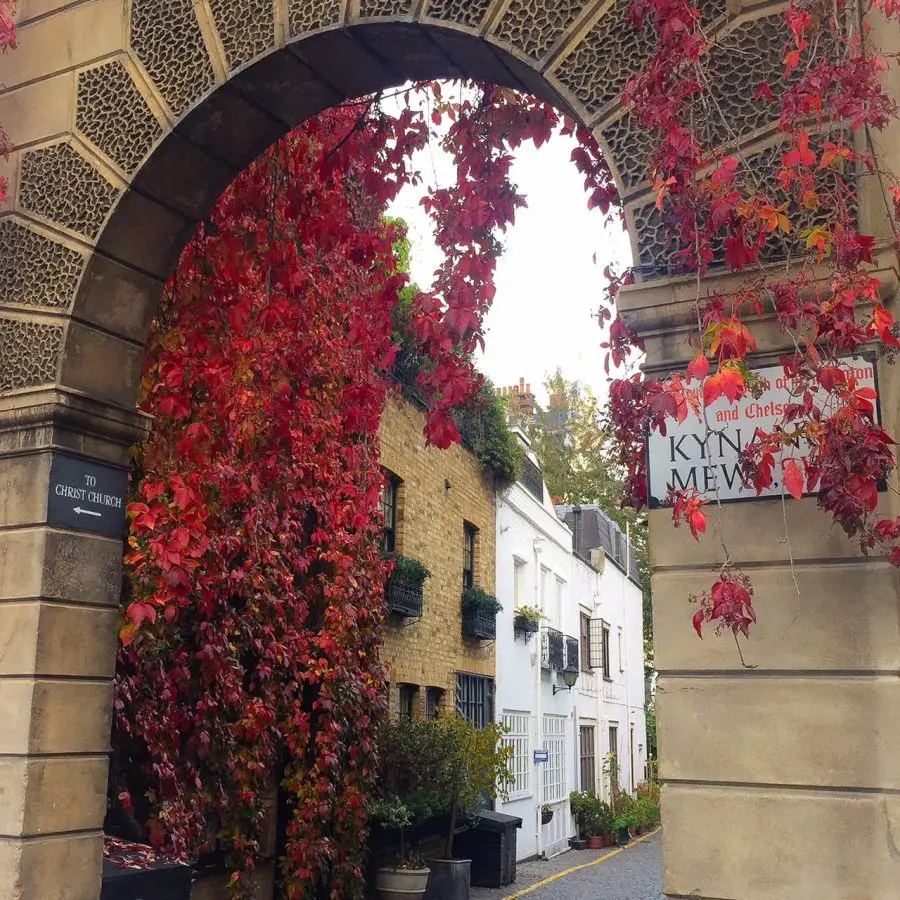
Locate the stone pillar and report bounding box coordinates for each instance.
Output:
[619,252,900,899]
[0,390,146,900]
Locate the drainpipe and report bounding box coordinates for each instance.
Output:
[622,522,633,793]
[533,537,543,858]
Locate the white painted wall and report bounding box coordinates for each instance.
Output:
[495,460,575,861]
[495,438,648,860]
[585,550,648,799]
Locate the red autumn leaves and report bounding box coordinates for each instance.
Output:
[604,0,900,643]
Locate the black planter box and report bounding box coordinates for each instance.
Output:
[462,608,496,640]
[513,615,539,635]
[387,574,425,618]
[101,857,192,900]
[425,859,470,900]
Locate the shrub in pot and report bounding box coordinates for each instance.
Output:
[614,811,634,846]
[588,800,614,848]
[370,798,430,900]
[568,791,591,840]
[372,715,512,900]
[427,714,513,900]
[569,791,613,848]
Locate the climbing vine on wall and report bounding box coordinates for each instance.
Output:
[601,0,900,644]
[111,86,574,897]
[107,1,900,891]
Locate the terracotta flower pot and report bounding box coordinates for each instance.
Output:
[586,835,606,849]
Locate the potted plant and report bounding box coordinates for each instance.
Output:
[540,804,554,825]
[568,791,590,849]
[569,791,613,849]
[370,798,430,900]
[461,588,502,640]
[513,605,541,638]
[427,714,513,900]
[386,555,430,618]
[633,795,660,834]
[614,811,634,845]
[587,800,613,849]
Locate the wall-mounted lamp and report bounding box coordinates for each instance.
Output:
[553,667,579,695]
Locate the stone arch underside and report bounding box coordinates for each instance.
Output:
[1,0,803,408]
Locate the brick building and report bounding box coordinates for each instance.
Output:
[499,378,536,427]
[378,393,497,724]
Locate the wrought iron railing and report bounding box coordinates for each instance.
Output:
[390,350,431,411]
[462,607,496,640]
[565,636,580,672]
[541,627,565,670]
[520,456,544,502]
[386,575,424,619]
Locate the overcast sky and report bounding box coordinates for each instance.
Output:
[386,123,633,407]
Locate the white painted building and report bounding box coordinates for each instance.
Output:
[495,434,647,860]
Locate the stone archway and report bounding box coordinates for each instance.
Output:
[1,2,900,899]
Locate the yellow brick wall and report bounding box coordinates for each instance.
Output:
[378,394,497,718]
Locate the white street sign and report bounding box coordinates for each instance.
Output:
[647,358,879,505]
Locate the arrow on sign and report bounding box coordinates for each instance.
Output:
[73,507,102,518]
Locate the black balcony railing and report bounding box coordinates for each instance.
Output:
[565,636,580,672]
[520,456,544,503]
[391,350,431,411]
[462,607,497,640]
[541,627,565,670]
[386,575,424,618]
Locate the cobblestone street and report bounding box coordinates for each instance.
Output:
[470,831,664,900]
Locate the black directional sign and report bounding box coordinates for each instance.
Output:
[47,453,128,538]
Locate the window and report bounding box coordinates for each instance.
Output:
[539,566,550,615]
[398,684,418,721]
[618,627,624,672]
[629,724,636,793]
[580,614,591,673]
[579,725,596,794]
[463,523,476,589]
[513,558,527,606]
[542,714,567,804]
[501,711,531,798]
[608,724,620,792]
[601,623,611,680]
[381,473,399,553]
[554,577,564,624]
[425,687,444,720]
[456,672,493,728]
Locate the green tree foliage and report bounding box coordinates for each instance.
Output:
[388,219,522,487]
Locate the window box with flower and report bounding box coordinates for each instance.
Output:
[462,588,502,640]
[386,555,430,619]
[513,605,541,640]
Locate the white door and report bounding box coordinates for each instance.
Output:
[542,715,569,858]
[542,799,569,857]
